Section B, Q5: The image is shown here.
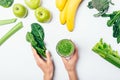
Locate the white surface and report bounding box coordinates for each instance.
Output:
[0,0,120,80]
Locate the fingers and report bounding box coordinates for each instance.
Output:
[72,46,79,61]
[62,57,68,64]
[32,47,45,65]
[46,50,52,63]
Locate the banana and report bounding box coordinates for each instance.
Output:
[66,0,82,32]
[56,0,67,11]
[60,0,70,24]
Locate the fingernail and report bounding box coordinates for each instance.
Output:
[46,50,49,53]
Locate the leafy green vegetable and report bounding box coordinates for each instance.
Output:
[92,38,120,68]
[102,10,120,43]
[26,23,46,58]
[0,18,17,26]
[26,32,37,47]
[88,0,120,43]
[0,22,23,45]
[0,0,14,8]
[87,0,114,17]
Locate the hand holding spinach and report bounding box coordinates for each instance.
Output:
[26,23,46,58]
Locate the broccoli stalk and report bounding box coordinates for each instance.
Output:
[0,18,17,26]
[92,38,120,68]
[0,22,23,45]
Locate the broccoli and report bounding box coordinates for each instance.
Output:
[87,0,114,17]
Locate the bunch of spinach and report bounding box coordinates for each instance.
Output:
[102,11,120,43]
[26,23,46,58]
[0,0,14,8]
[87,0,114,17]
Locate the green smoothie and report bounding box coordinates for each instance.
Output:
[56,39,75,57]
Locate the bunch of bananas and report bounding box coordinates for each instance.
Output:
[56,0,82,32]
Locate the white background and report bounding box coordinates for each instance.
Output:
[0,0,120,80]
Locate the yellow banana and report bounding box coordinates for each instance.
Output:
[56,0,67,11]
[66,0,82,32]
[60,0,70,25]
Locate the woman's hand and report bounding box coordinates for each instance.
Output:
[32,48,54,80]
[61,46,79,80]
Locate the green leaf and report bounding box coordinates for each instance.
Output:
[0,0,14,8]
[117,35,120,43]
[26,32,37,47]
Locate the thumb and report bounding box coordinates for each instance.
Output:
[46,50,52,62]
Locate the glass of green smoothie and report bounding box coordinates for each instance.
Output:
[56,39,75,58]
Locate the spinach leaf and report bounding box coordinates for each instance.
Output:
[26,32,37,47]
[26,23,46,58]
[31,23,46,50]
[0,0,14,8]
[31,23,44,41]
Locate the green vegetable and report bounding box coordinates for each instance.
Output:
[0,0,14,8]
[26,23,46,58]
[102,10,120,43]
[0,18,17,26]
[0,22,23,45]
[92,38,120,68]
[87,0,114,17]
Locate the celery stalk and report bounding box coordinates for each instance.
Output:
[92,38,120,68]
[0,18,17,26]
[0,22,23,45]
[105,54,120,68]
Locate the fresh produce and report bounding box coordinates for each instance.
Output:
[102,10,120,43]
[56,0,67,11]
[60,0,70,24]
[66,0,82,32]
[56,0,82,32]
[13,4,28,18]
[26,23,46,58]
[56,39,75,57]
[24,0,40,9]
[0,22,23,45]
[0,0,14,8]
[87,0,114,17]
[87,0,120,43]
[0,18,17,26]
[92,38,120,68]
[35,7,51,23]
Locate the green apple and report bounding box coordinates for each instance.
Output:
[35,7,51,23]
[24,0,40,9]
[13,4,28,18]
